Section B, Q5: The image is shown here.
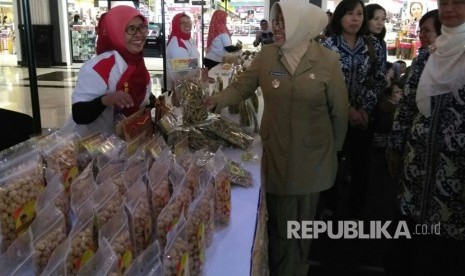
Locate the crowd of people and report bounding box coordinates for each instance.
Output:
[67,1,465,275]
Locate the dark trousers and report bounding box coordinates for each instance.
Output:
[384,214,465,276]
[203,58,220,71]
[318,125,373,218]
[346,126,373,217]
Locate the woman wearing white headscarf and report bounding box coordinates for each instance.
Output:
[205,1,348,275]
[391,0,465,274]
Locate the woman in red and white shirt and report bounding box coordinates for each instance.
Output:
[66,5,151,137]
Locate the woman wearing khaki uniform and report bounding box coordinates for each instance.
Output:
[206,2,349,275]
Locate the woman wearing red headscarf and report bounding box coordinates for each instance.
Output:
[66,5,151,137]
[204,10,242,70]
[166,13,200,90]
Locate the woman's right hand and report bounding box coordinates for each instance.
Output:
[102,90,134,109]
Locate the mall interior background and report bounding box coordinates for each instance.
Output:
[0,0,438,69]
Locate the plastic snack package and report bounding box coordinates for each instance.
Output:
[125,178,153,255]
[40,236,69,275]
[37,170,71,231]
[76,238,118,276]
[206,149,231,228]
[91,178,124,228]
[228,160,253,188]
[156,163,189,248]
[199,116,254,150]
[95,158,126,185]
[98,206,133,275]
[163,214,189,276]
[198,170,215,247]
[124,240,163,276]
[70,161,97,215]
[0,229,34,276]
[147,158,172,223]
[30,203,67,274]
[122,157,150,191]
[76,132,108,172]
[186,170,215,275]
[41,131,79,191]
[65,202,97,275]
[0,149,45,252]
[95,134,127,171]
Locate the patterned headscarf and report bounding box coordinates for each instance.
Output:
[167,13,192,50]
[207,10,230,51]
[95,5,150,116]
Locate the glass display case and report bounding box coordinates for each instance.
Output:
[71,25,96,62]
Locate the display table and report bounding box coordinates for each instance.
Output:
[205,64,268,275]
[204,135,265,276]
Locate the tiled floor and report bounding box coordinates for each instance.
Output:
[0,52,164,130]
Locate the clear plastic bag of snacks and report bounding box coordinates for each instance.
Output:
[148,158,172,223]
[125,178,153,255]
[95,134,127,171]
[70,161,97,215]
[163,214,189,276]
[30,203,67,274]
[40,131,79,190]
[124,240,163,276]
[76,238,118,276]
[0,229,34,276]
[186,170,215,275]
[37,170,71,231]
[0,150,45,252]
[65,202,97,275]
[91,178,124,228]
[206,149,231,227]
[99,206,133,275]
[156,163,189,248]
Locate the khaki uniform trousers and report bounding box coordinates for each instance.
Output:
[266,192,320,276]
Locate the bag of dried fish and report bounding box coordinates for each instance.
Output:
[228,160,253,188]
[187,127,225,152]
[177,79,208,125]
[199,116,254,150]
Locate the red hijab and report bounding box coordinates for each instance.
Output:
[167,13,192,50]
[207,10,230,51]
[96,6,150,116]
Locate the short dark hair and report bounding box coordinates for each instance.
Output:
[260,19,268,25]
[330,0,368,37]
[419,9,441,36]
[365,3,386,41]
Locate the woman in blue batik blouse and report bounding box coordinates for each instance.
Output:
[386,9,441,177]
[385,0,465,274]
[321,0,386,219]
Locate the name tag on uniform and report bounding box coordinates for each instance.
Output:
[269,71,286,77]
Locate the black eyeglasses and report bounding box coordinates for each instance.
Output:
[125,24,149,35]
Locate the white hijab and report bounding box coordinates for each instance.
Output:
[416,22,465,117]
[270,0,327,74]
